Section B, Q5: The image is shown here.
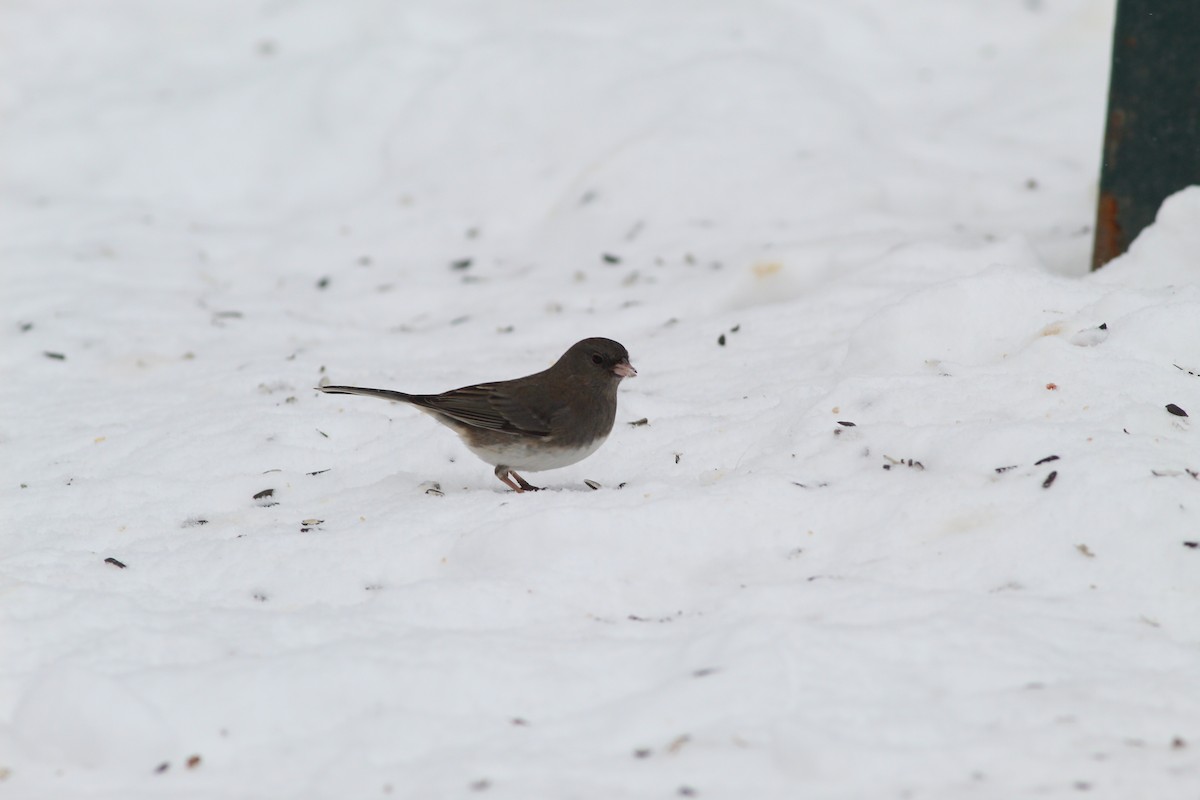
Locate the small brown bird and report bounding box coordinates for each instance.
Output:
[318,338,636,492]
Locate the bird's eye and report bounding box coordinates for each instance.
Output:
[591,353,604,365]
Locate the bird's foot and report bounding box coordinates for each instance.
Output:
[496,468,542,493]
[512,472,542,492]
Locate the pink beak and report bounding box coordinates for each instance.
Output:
[613,360,637,378]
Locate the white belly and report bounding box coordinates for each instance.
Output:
[465,435,607,472]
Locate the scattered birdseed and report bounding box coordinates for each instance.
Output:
[882,455,924,470]
[667,734,691,754]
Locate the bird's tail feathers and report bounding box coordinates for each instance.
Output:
[317,385,415,403]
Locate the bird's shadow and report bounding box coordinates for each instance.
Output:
[484,480,622,495]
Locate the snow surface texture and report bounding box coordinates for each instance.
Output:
[3,0,1199,797]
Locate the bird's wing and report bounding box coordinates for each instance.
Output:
[409,383,554,437]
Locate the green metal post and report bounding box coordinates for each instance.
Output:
[1092,1,1200,270]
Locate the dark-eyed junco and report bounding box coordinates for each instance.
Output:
[318,338,636,492]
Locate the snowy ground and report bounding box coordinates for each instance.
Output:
[4,0,1200,797]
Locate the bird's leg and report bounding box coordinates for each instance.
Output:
[511,471,542,492]
[495,469,521,491]
[495,467,539,492]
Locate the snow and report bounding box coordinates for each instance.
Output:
[3,0,1199,797]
